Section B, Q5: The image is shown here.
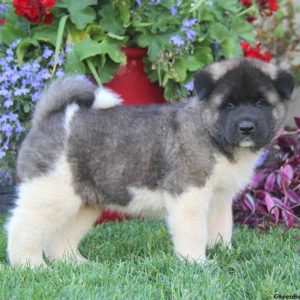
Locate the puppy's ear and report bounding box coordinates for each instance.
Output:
[193,70,215,101]
[274,70,295,100]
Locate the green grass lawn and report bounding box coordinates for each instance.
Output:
[0,215,299,300]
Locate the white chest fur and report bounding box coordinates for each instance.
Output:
[210,149,260,203]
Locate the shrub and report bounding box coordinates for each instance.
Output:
[234,118,300,230]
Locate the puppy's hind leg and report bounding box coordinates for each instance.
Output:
[6,158,82,268]
[46,205,101,262]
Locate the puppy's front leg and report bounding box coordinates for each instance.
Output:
[165,187,211,263]
[207,190,233,249]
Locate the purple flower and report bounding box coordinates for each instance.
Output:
[180,19,198,42]
[65,42,75,54]
[170,35,185,47]
[135,0,142,6]
[6,48,14,57]
[0,169,13,184]
[0,149,5,159]
[170,6,178,15]
[38,69,51,80]
[182,18,197,28]
[14,87,30,96]
[0,40,65,162]
[150,0,160,4]
[0,4,7,14]
[7,113,18,122]
[1,123,12,138]
[31,60,41,72]
[185,81,194,91]
[15,122,25,133]
[0,89,11,97]
[4,99,13,108]
[185,29,196,41]
[56,68,64,78]
[42,46,53,59]
[10,39,21,49]
[32,92,41,103]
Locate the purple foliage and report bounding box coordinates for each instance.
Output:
[234,118,300,230]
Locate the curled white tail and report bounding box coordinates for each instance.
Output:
[93,88,123,109]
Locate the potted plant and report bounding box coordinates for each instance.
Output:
[0,0,259,100]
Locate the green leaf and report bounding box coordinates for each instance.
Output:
[64,50,86,74]
[107,33,126,41]
[85,24,105,42]
[98,60,120,84]
[187,55,204,72]
[240,32,256,44]
[0,6,26,45]
[52,15,69,75]
[99,38,126,64]
[189,0,205,13]
[221,37,242,58]
[209,23,230,43]
[16,38,39,64]
[117,4,131,27]
[33,25,58,46]
[171,58,187,82]
[217,0,242,13]
[62,0,97,30]
[23,103,31,114]
[74,38,102,61]
[164,81,188,101]
[137,32,173,61]
[231,17,253,35]
[187,46,213,71]
[70,7,96,30]
[274,24,285,38]
[162,73,169,87]
[87,58,102,86]
[99,3,125,35]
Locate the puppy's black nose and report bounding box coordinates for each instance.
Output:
[238,121,255,134]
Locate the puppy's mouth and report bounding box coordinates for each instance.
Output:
[239,138,255,148]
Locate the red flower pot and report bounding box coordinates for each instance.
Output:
[104,48,165,105]
[95,48,165,225]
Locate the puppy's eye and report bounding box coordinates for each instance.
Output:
[255,100,266,107]
[224,102,235,109]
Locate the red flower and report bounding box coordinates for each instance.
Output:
[240,0,279,21]
[40,0,56,9]
[268,0,278,11]
[240,0,252,7]
[241,43,272,62]
[0,18,5,25]
[13,0,55,25]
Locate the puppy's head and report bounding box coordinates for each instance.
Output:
[193,58,294,151]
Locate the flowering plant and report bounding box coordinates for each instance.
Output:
[234,118,300,230]
[13,0,56,24]
[0,0,258,100]
[252,0,300,84]
[0,39,66,181]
